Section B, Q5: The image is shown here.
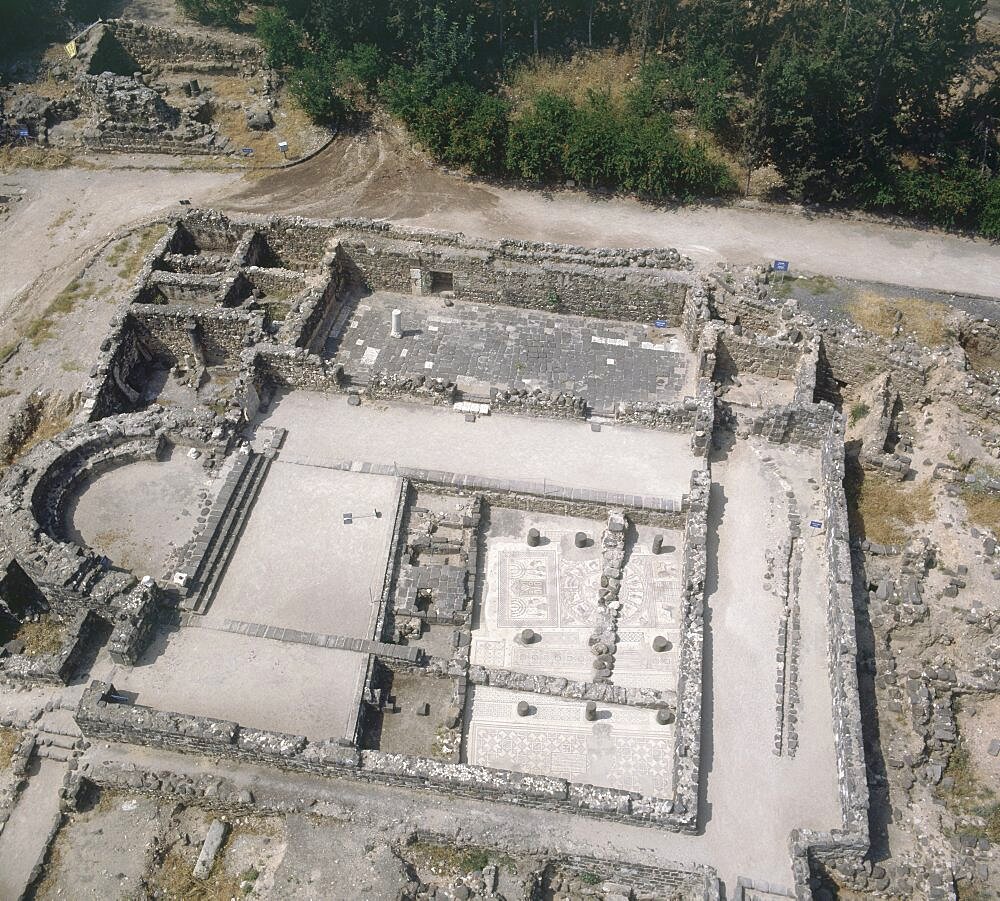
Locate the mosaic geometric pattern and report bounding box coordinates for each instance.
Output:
[619,551,681,628]
[558,558,602,626]
[497,550,559,628]
[467,687,674,797]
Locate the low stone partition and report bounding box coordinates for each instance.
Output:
[788,417,869,897]
[550,850,720,900]
[250,346,342,392]
[488,387,587,419]
[0,609,103,685]
[467,665,675,710]
[364,372,457,406]
[669,468,710,829]
[615,379,714,456]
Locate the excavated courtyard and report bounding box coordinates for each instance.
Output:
[0,208,884,900]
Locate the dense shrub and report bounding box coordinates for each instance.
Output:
[980,178,1000,240]
[177,0,244,27]
[287,54,349,125]
[561,92,620,186]
[856,160,1000,237]
[255,8,305,70]
[505,92,575,181]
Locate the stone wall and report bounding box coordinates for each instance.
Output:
[716,332,804,381]
[788,418,869,898]
[85,313,150,420]
[0,608,103,685]
[132,305,263,368]
[670,468,710,830]
[0,409,227,593]
[108,20,264,71]
[108,581,163,666]
[817,333,927,407]
[76,679,693,829]
[184,211,696,324]
[142,270,223,305]
[737,400,838,448]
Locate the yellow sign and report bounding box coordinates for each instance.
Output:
[65,40,77,58]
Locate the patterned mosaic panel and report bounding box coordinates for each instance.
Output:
[472,533,684,690]
[466,687,674,797]
[497,550,560,628]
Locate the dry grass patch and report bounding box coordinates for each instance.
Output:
[25,278,94,346]
[205,76,318,166]
[0,146,73,172]
[18,618,67,656]
[847,465,935,544]
[936,742,1000,845]
[148,844,245,901]
[962,490,1000,534]
[0,727,20,769]
[504,49,639,111]
[405,842,506,878]
[845,291,953,347]
[117,224,169,282]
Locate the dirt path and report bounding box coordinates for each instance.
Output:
[0,757,66,901]
[0,165,237,330]
[227,124,1000,299]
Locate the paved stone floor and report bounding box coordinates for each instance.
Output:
[325,292,694,413]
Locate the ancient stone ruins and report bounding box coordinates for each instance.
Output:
[0,208,998,899]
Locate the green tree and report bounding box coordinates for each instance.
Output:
[255,7,305,69]
[562,92,620,186]
[505,91,575,181]
[288,52,349,124]
[177,0,244,27]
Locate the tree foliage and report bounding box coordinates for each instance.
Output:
[233,0,998,232]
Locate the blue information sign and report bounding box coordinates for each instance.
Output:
[17,128,29,138]
[240,147,254,156]
[773,260,790,272]
[654,319,668,328]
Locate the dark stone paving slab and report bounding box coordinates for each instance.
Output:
[324,292,693,413]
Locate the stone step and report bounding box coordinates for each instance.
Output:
[35,746,73,762]
[187,452,271,614]
[189,451,256,585]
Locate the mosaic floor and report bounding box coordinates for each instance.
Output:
[470,515,684,692]
[465,685,675,797]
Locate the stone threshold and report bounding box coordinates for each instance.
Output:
[179,615,421,664]
[278,455,682,513]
